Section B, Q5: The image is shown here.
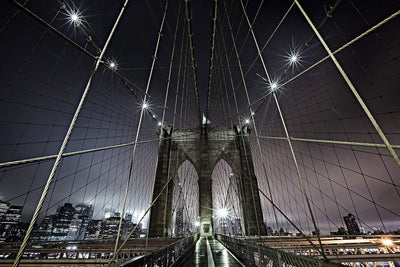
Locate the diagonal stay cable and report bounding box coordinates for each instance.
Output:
[111,0,168,259]
[294,0,400,171]
[12,1,130,266]
[0,138,161,168]
[250,9,400,108]
[11,0,189,126]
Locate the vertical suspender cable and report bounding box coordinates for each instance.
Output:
[185,0,202,126]
[294,0,400,170]
[12,1,130,266]
[145,1,181,250]
[112,0,169,259]
[237,0,327,259]
[205,0,218,122]
[220,0,266,238]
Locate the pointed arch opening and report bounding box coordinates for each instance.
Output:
[211,159,242,236]
[172,159,199,236]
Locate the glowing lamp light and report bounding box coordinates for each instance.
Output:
[245,119,250,124]
[271,83,278,90]
[71,14,78,21]
[194,221,200,227]
[287,49,300,66]
[142,102,148,109]
[217,208,228,218]
[382,239,393,246]
[109,61,117,70]
[158,121,162,126]
[202,114,207,124]
[69,12,81,25]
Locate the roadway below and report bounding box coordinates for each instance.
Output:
[181,236,246,266]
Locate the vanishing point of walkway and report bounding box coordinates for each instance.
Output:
[181,237,245,266]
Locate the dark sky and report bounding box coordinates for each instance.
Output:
[0,0,400,235]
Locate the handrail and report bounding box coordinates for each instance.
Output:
[119,235,198,266]
[216,234,341,266]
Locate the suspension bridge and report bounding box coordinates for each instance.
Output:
[0,0,400,266]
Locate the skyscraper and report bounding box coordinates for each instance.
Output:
[101,216,121,239]
[0,201,9,219]
[33,215,56,241]
[0,204,23,242]
[343,213,361,235]
[125,213,133,222]
[75,204,94,219]
[85,220,102,240]
[104,207,115,219]
[74,204,93,239]
[51,203,76,240]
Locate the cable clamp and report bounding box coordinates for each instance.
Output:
[324,5,333,18]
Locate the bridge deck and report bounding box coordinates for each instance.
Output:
[181,237,245,266]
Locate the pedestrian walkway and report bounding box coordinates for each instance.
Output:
[181,236,245,266]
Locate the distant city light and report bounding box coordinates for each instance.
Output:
[142,102,148,109]
[382,239,393,246]
[66,246,77,250]
[245,119,250,124]
[251,111,255,116]
[202,114,207,124]
[290,54,298,63]
[158,121,162,126]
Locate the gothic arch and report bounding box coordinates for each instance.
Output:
[211,159,242,235]
[148,125,266,237]
[172,159,199,236]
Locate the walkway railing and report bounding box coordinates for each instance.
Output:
[215,234,341,267]
[120,235,198,266]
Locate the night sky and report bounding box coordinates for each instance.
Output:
[0,0,400,235]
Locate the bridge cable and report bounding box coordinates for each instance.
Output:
[185,0,202,126]
[167,13,200,235]
[236,0,332,259]
[12,0,130,265]
[144,0,182,251]
[205,0,218,122]
[295,0,400,171]
[11,0,193,129]
[111,0,168,258]
[250,9,400,109]
[219,0,283,244]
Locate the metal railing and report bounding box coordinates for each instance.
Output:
[119,235,198,266]
[216,235,341,267]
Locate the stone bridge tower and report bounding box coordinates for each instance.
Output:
[148,124,267,237]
